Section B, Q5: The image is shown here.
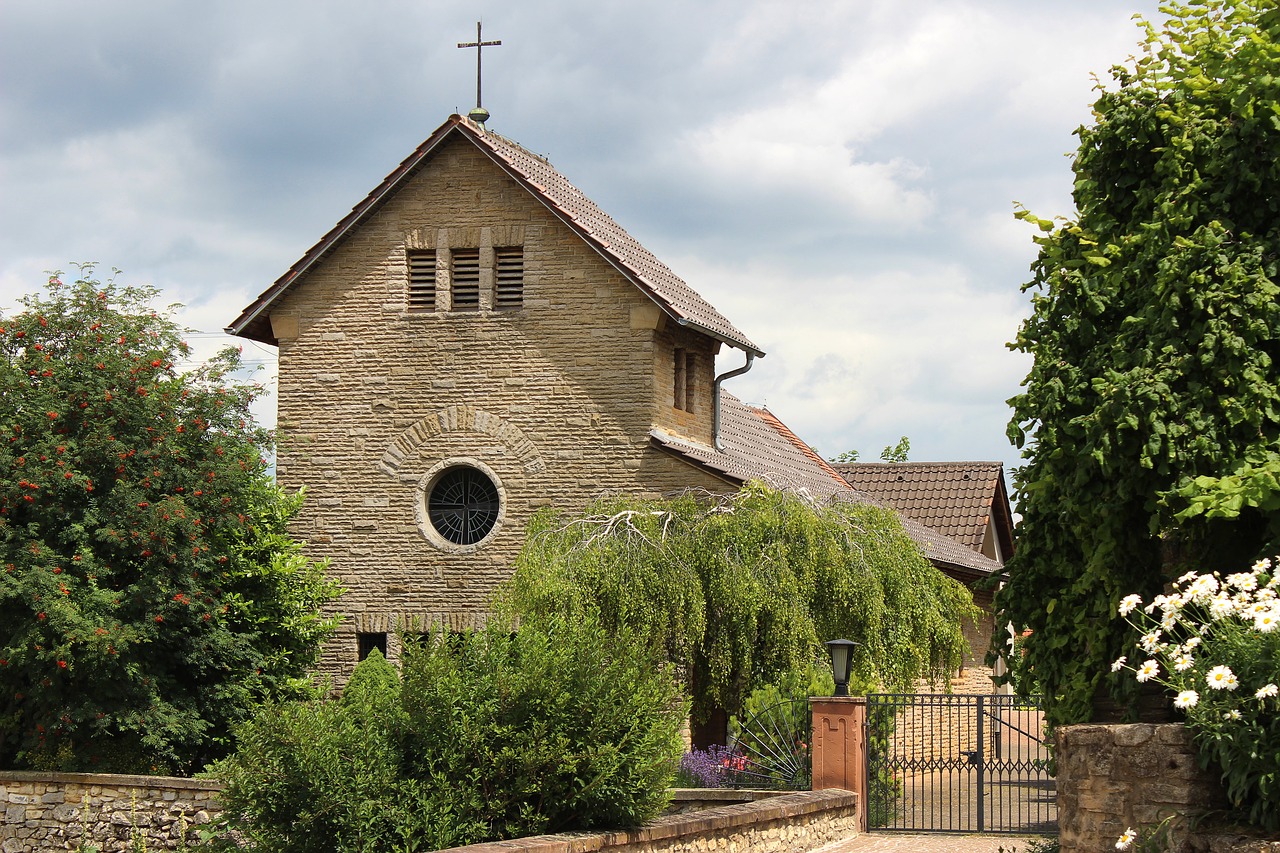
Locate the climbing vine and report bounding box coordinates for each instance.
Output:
[997,1,1280,727]
[500,483,978,729]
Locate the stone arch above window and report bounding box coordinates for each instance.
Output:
[378,405,546,476]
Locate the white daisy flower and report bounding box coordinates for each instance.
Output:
[1189,575,1220,603]
[1226,572,1258,591]
[1255,683,1278,700]
[1135,660,1160,683]
[1184,636,1202,649]
[1111,656,1128,673]
[1173,654,1194,672]
[1253,557,1272,573]
[1117,828,1137,850]
[1173,690,1198,709]
[1178,570,1200,585]
[1118,594,1142,616]
[1224,709,1242,721]
[1208,594,1236,621]
[1255,610,1279,633]
[1139,631,1163,653]
[1206,665,1238,691]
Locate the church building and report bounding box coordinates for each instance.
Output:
[227,113,1004,683]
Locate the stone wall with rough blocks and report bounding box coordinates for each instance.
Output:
[1056,723,1229,853]
[0,771,222,852]
[435,789,860,853]
[267,133,732,685]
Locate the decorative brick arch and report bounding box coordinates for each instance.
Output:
[378,405,546,476]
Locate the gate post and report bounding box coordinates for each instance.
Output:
[809,696,867,832]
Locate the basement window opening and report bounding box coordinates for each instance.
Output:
[357,632,388,661]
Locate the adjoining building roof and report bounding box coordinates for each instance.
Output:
[227,114,762,356]
[651,394,1002,579]
[833,461,1014,559]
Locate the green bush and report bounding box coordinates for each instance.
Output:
[400,616,686,840]
[212,614,686,850]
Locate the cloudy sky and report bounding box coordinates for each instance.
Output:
[0,0,1163,480]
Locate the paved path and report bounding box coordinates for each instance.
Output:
[812,833,1045,852]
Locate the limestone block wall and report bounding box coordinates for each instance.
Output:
[0,771,222,852]
[1056,723,1227,853]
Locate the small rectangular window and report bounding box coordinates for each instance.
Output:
[684,352,696,413]
[357,632,388,661]
[494,246,524,311]
[674,349,696,413]
[407,250,437,312]
[450,248,481,312]
[674,348,688,411]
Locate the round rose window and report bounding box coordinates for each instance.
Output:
[427,465,501,546]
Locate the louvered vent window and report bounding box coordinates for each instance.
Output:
[407,250,437,312]
[494,246,524,311]
[450,248,481,312]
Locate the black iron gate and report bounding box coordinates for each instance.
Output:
[865,693,1056,834]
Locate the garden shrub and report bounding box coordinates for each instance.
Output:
[213,613,686,850]
[400,614,686,841]
[210,652,413,853]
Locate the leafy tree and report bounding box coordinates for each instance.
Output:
[829,435,911,461]
[879,436,910,463]
[501,484,977,740]
[997,0,1280,727]
[0,267,341,773]
[828,436,911,464]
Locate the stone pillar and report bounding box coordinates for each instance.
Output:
[1056,723,1227,852]
[809,696,867,832]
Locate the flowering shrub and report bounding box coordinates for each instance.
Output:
[1113,558,1280,830]
[0,268,340,773]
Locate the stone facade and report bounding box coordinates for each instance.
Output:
[435,789,860,853]
[266,134,729,682]
[0,771,222,852]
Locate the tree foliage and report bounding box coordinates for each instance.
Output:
[501,484,978,727]
[0,267,341,773]
[997,1,1280,727]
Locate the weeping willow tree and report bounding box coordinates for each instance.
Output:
[498,483,979,738]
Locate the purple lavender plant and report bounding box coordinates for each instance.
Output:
[675,745,741,788]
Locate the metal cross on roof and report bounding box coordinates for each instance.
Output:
[457,21,501,125]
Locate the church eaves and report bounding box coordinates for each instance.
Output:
[227,114,762,357]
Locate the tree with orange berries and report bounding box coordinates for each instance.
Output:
[0,266,340,774]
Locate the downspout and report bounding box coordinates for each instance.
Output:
[712,351,755,451]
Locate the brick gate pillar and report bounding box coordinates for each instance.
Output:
[810,696,867,832]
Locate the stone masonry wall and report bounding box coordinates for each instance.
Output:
[268,134,731,685]
[0,771,222,852]
[436,789,860,853]
[1056,723,1228,853]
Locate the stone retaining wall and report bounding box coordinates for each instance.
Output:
[3,774,852,853]
[435,789,860,853]
[0,771,222,852]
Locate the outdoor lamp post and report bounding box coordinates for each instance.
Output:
[826,639,858,697]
